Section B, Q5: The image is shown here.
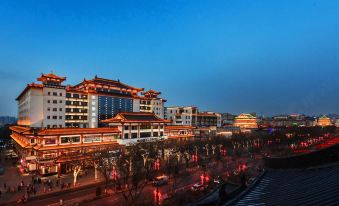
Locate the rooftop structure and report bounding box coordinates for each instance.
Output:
[317,115,333,127]
[233,113,258,129]
[226,164,339,206]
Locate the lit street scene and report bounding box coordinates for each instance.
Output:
[1,0,339,205]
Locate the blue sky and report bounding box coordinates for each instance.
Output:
[0,0,339,116]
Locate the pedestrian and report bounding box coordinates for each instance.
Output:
[3,183,6,189]
[59,199,63,206]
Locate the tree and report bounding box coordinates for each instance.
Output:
[73,165,82,186]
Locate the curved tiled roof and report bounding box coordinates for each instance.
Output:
[102,112,170,123]
[226,163,339,206]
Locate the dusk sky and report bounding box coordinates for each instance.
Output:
[1,0,339,117]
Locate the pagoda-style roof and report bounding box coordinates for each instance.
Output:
[73,76,144,92]
[102,112,170,124]
[165,125,195,130]
[141,89,161,96]
[37,73,66,82]
[16,83,43,101]
[10,125,120,136]
[319,115,330,119]
[235,113,256,119]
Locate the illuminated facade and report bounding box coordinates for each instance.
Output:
[17,74,66,128]
[317,115,332,127]
[102,112,170,145]
[10,125,121,175]
[16,73,169,128]
[234,113,258,129]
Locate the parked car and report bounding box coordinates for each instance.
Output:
[191,183,206,192]
[153,175,169,186]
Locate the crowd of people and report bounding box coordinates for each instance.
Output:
[0,175,76,204]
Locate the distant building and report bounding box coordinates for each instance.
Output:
[196,112,222,127]
[317,115,333,127]
[234,113,258,129]
[221,113,236,126]
[166,106,198,126]
[266,114,315,127]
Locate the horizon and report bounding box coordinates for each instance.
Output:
[1,0,339,116]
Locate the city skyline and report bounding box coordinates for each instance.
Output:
[1,0,339,116]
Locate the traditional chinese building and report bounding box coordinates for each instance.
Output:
[140,90,166,118]
[102,112,170,145]
[234,113,258,129]
[10,125,121,176]
[317,115,333,127]
[16,73,168,129]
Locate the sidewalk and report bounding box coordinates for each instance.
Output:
[0,153,104,205]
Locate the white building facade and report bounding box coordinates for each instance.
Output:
[166,106,198,126]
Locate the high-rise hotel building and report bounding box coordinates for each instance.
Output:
[16,73,165,129]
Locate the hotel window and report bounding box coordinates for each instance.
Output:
[131,126,137,130]
[53,108,57,111]
[124,133,129,139]
[30,151,35,156]
[61,136,80,144]
[124,126,129,130]
[48,92,51,95]
[131,133,138,138]
[153,132,159,137]
[66,93,71,98]
[59,100,62,103]
[47,116,50,119]
[47,108,50,111]
[53,100,57,104]
[53,92,57,96]
[60,93,62,96]
[31,139,35,143]
[160,132,163,136]
[53,116,57,119]
[59,116,62,119]
[59,108,62,111]
[48,100,50,103]
[47,125,50,128]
